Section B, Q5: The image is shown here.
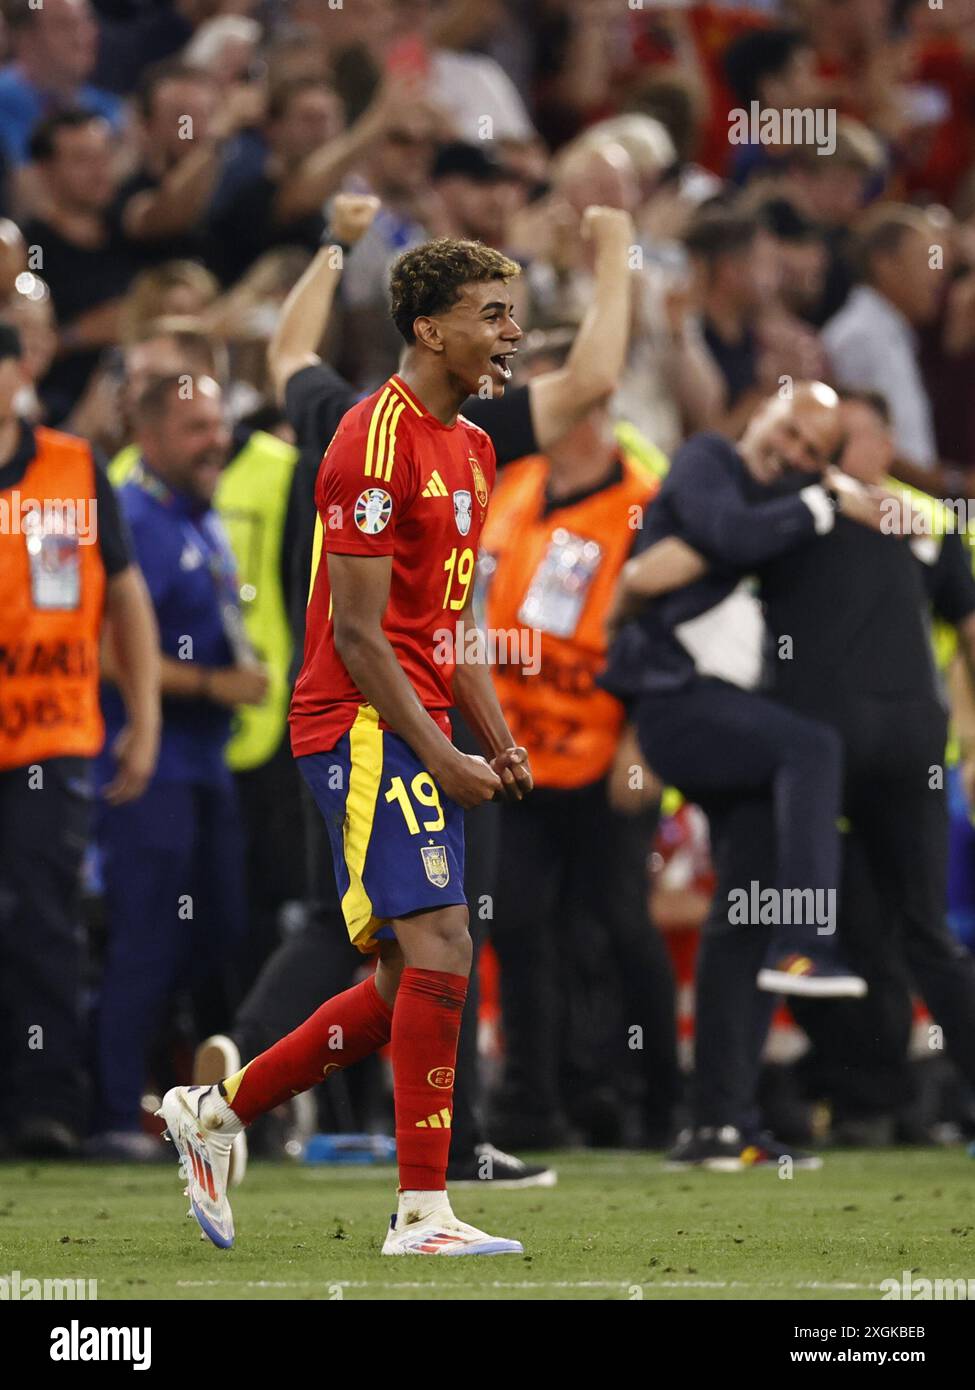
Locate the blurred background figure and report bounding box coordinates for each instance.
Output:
[90,375,266,1159]
[0,0,125,169]
[0,322,158,1158]
[23,111,140,423]
[482,331,679,1150]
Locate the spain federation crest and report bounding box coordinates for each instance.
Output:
[354,488,392,534]
[421,843,450,888]
[453,489,472,536]
[469,456,489,507]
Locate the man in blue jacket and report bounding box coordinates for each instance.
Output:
[91,374,267,1158]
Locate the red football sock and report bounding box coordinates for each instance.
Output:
[391,967,468,1191]
[222,976,393,1124]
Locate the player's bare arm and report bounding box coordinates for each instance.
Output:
[451,593,534,801]
[268,192,381,402]
[328,549,501,809]
[527,205,635,451]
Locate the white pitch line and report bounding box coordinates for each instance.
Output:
[174,1277,883,1292]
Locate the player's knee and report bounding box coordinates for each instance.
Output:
[376,939,406,997]
[429,906,471,960]
[398,905,471,973]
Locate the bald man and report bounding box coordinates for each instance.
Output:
[612,385,975,1160]
[603,384,888,1167]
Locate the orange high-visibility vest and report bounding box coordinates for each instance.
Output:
[0,427,106,771]
[482,450,657,789]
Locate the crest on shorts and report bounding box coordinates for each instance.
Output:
[469,456,489,507]
[453,489,472,536]
[421,844,449,888]
[354,488,392,534]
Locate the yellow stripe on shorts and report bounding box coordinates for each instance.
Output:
[342,705,386,952]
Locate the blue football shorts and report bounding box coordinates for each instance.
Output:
[297,705,466,953]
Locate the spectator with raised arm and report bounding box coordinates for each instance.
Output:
[23,111,140,423]
[114,60,264,269]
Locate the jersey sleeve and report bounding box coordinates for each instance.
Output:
[318,405,419,556]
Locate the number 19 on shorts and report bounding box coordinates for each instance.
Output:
[385,772,445,834]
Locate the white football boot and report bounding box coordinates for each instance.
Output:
[381,1192,524,1256]
[157,1085,240,1249]
[192,1035,248,1187]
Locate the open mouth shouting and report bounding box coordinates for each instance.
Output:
[489,349,516,383]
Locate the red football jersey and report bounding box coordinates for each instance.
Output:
[289,374,497,756]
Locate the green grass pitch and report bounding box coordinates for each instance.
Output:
[1,1150,974,1301]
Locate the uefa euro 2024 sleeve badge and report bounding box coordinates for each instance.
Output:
[354,488,392,535]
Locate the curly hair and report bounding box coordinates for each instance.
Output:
[389,238,521,345]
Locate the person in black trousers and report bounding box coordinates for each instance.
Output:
[614,388,975,1164]
[777,394,975,1138]
[603,384,895,1166]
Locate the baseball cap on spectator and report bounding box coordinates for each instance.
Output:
[432,142,520,184]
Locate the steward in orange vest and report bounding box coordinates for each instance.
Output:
[0,425,108,768]
[482,411,680,1151]
[482,434,659,788]
[0,318,160,1156]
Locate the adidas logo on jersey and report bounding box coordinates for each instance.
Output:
[422,471,449,498]
[415,1108,452,1129]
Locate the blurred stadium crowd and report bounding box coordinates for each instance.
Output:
[4,0,975,1170]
